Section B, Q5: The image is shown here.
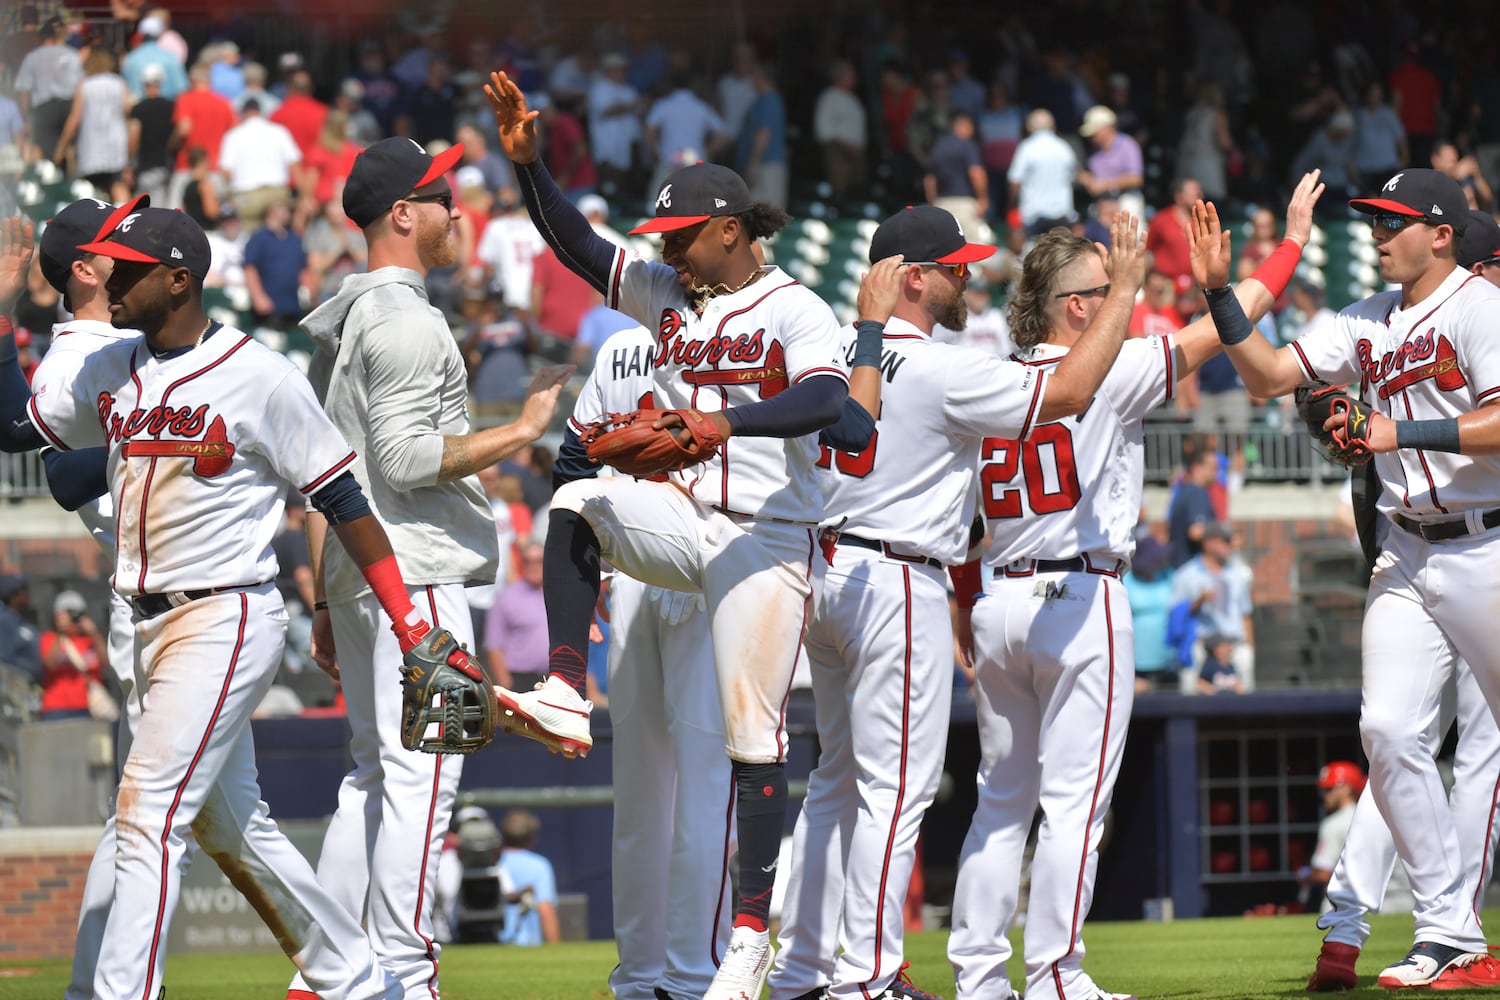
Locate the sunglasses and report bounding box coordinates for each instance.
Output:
[911,261,970,279]
[1370,212,1431,232]
[1053,282,1111,300]
[404,191,454,213]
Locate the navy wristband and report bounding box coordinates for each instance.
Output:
[1396,417,1462,453]
[1204,285,1253,346]
[852,320,884,369]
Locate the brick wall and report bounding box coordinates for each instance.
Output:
[0,828,101,960]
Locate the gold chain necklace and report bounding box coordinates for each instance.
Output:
[688,267,765,313]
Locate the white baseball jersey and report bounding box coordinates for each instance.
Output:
[604,252,847,523]
[980,336,1176,568]
[476,213,547,310]
[32,319,140,562]
[28,325,357,596]
[569,326,734,1000]
[1291,268,1500,520]
[817,316,1045,563]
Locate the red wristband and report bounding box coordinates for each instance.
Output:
[0,315,13,338]
[949,560,983,610]
[1248,238,1302,299]
[361,554,428,650]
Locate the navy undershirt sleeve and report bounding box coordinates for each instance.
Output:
[307,470,371,525]
[819,398,876,453]
[515,160,619,294]
[553,428,600,492]
[724,374,848,438]
[0,333,45,453]
[43,447,109,510]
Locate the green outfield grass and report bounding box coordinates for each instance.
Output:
[3,912,1496,998]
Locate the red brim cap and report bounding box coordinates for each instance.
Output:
[1348,197,1422,216]
[74,239,162,264]
[628,214,712,235]
[415,142,465,189]
[936,241,1000,264]
[88,193,150,243]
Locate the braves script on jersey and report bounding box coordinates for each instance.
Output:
[29,325,355,595]
[603,251,846,522]
[1290,269,1500,520]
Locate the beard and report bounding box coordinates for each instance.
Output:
[417,212,457,269]
[932,282,968,331]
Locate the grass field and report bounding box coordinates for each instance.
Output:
[5,911,1500,998]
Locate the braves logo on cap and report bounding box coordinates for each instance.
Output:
[118,213,141,232]
[656,184,673,210]
[1383,173,1404,193]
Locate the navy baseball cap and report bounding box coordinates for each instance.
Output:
[1349,168,1469,234]
[1460,209,1500,268]
[868,204,996,266]
[630,163,752,235]
[40,193,148,294]
[343,137,465,228]
[78,206,211,279]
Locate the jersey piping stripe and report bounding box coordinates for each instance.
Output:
[606,246,626,310]
[793,365,850,384]
[415,586,445,999]
[1290,340,1319,381]
[1159,333,1176,403]
[1051,579,1118,998]
[299,451,357,495]
[140,591,249,1000]
[1016,369,1046,442]
[859,564,914,999]
[25,396,71,451]
[1399,390,1449,514]
[1477,385,1500,404]
[1472,764,1500,916]
[709,769,736,969]
[712,280,800,340]
[775,529,817,761]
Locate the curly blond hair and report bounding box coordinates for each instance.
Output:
[1007,228,1100,349]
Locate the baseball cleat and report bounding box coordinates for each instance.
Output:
[879,962,945,999]
[494,676,593,759]
[1307,940,1360,992]
[703,925,772,1000]
[1377,941,1480,989]
[1429,954,1500,990]
[1076,984,1134,1000]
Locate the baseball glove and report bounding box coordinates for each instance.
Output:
[579,408,724,479]
[399,627,498,754]
[1294,379,1375,467]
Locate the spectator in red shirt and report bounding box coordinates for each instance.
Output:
[1145,177,1202,287]
[270,68,328,159]
[295,108,359,228]
[1389,41,1440,166]
[540,97,597,198]
[1128,270,1186,340]
[530,247,594,366]
[39,591,106,721]
[170,63,236,171]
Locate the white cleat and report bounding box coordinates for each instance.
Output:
[704,926,772,1000]
[494,676,593,759]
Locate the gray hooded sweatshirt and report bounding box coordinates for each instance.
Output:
[302,267,498,604]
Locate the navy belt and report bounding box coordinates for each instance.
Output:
[130,583,265,620]
[997,556,1122,579]
[833,533,942,569]
[1392,509,1500,542]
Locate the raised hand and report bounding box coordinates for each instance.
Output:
[1103,210,1148,297]
[484,70,540,164]
[1188,199,1231,291]
[0,216,36,314]
[1284,168,1326,248]
[856,254,907,325]
[518,364,575,438]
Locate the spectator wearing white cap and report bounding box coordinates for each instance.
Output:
[334,77,382,147]
[1077,104,1145,221]
[588,52,643,197]
[142,6,189,65]
[39,590,108,721]
[121,13,187,100]
[234,61,281,118]
[129,61,175,205]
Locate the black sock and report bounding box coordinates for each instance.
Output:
[732,760,786,932]
[543,509,599,693]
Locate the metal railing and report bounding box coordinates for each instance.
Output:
[0,451,48,500]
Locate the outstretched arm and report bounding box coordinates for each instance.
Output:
[0,218,46,454]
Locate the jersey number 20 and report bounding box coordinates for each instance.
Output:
[980,424,1081,519]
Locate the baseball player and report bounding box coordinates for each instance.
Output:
[770,205,1146,1000]
[26,194,197,1000]
[1203,168,1500,989]
[287,136,571,1000]
[485,69,887,999]
[557,323,734,1000]
[0,208,465,1000]
[947,173,1321,1000]
[1306,206,1500,992]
